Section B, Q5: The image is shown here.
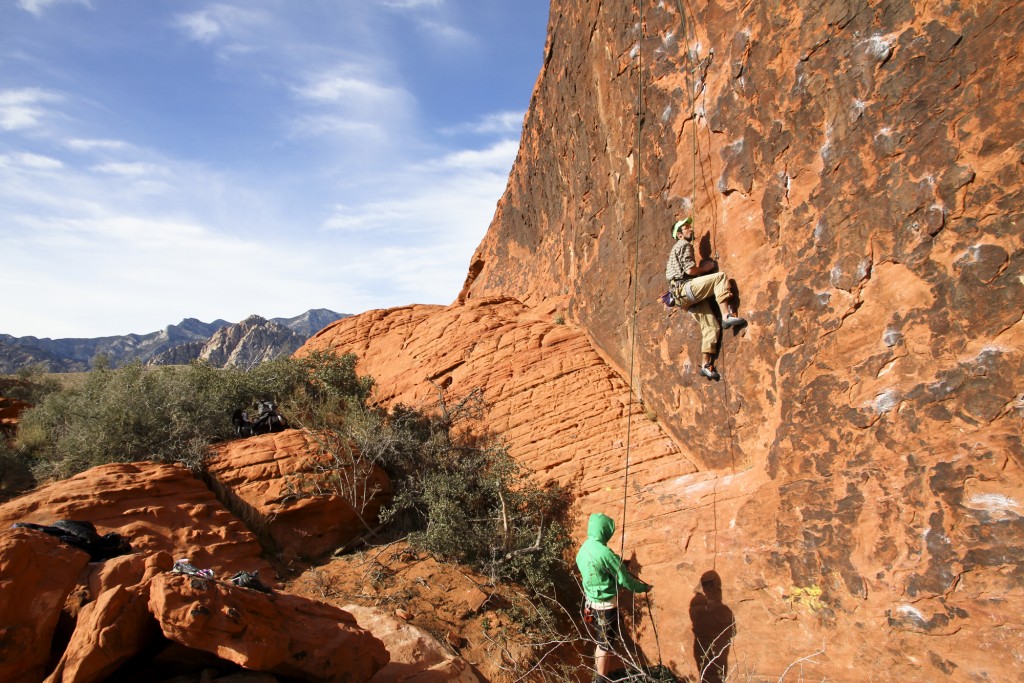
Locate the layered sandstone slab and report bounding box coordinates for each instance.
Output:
[207,429,392,560]
[0,462,270,578]
[299,297,689,514]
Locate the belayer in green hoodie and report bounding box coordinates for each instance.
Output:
[575,512,652,683]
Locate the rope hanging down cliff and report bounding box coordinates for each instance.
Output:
[622,0,748,606]
[671,0,744,495]
[614,0,671,675]
[618,0,729,558]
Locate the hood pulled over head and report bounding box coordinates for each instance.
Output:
[587,512,615,544]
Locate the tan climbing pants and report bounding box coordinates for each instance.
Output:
[674,272,734,354]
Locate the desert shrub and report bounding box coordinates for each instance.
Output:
[342,394,576,599]
[17,352,371,480]
[410,442,573,592]
[7,365,63,404]
[287,385,574,599]
[0,439,36,502]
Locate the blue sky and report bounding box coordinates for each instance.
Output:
[0,0,549,339]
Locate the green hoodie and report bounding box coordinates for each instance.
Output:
[575,513,651,603]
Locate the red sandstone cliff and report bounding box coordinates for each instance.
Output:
[302,1,1023,680]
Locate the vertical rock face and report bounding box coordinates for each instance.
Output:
[306,1,1022,680]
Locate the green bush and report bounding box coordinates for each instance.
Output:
[409,441,573,592]
[8,365,62,404]
[17,352,372,480]
[342,395,575,597]
[0,439,35,502]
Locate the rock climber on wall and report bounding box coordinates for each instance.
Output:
[665,217,747,380]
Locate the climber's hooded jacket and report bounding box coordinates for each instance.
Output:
[575,512,651,604]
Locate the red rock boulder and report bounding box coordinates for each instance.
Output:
[207,429,392,561]
[0,527,90,683]
[43,552,174,683]
[149,572,389,682]
[344,605,480,683]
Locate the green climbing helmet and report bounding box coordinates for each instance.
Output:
[672,217,693,239]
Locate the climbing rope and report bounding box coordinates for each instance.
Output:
[617,2,672,677]
[673,0,743,572]
[615,1,657,675]
[615,1,751,675]
[619,0,646,561]
[676,0,701,242]
[674,0,721,259]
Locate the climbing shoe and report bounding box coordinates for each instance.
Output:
[722,315,747,330]
[700,364,721,380]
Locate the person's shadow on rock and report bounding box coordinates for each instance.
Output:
[689,570,735,683]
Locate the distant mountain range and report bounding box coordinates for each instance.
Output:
[0,309,347,374]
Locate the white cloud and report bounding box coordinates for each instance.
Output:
[0,87,63,131]
[288,64,416,145]
[173,5,270,45]
[91,162,169,178]
[295,72,403,104]
[0,152,64,170]
[16,0,91,17]
[322,141,516,236]
[65,138,132,152]
[451,111,526,135]
[174,12,222,43]
[485,112,527,134]
[288,115,388,141]
[418,19,472,45]
[422,139,520,172]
